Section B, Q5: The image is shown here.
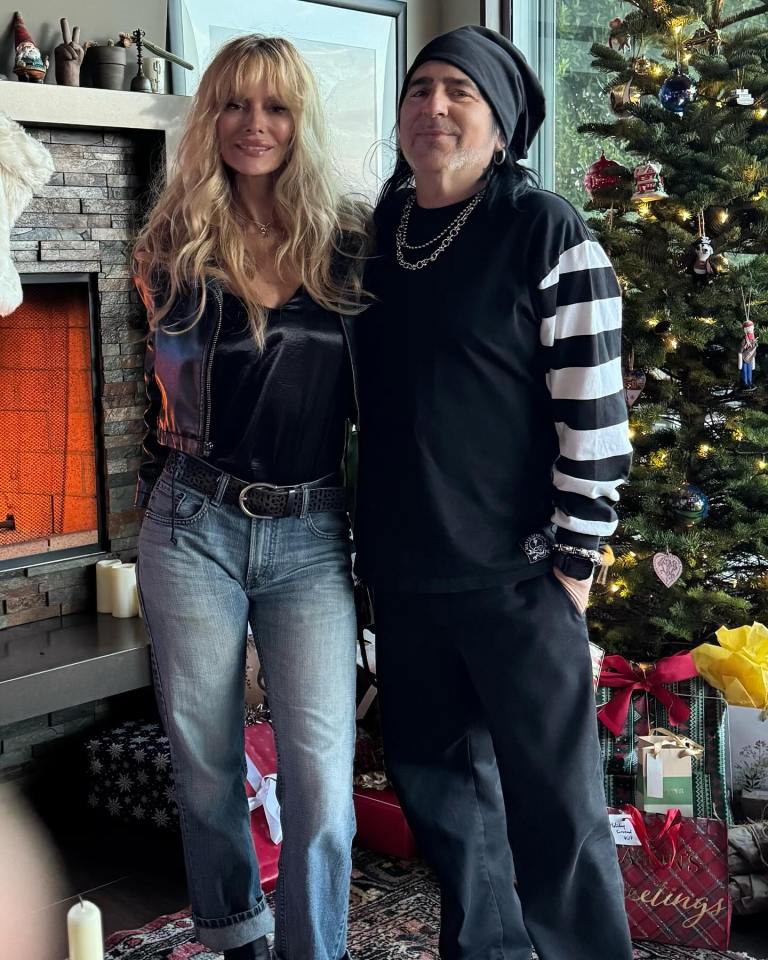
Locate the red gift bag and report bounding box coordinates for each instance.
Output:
[612,805,731,950]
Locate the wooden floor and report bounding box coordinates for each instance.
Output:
[10,781,768,960]
[22,799,189,960]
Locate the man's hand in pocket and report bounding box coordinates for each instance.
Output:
[553,566,593,614]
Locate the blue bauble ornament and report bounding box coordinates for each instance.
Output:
[659,66,697,116]
[672,483,709,524]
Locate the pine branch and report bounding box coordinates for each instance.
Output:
[720,1,768,28]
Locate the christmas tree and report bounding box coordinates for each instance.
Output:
[577,0,768,658]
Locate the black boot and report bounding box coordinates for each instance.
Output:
[223,935,271,960]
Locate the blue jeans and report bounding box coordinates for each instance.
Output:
[137,461,357,957]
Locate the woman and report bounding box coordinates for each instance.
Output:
[133,35,366,960]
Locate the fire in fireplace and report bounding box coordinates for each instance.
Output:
[0,277,104,566]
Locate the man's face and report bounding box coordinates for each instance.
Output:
[398,61,503,177]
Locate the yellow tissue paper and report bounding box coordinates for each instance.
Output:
[691,622,768,716]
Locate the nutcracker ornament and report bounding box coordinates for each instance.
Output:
[738,289,758,389]
[12,11,49,83]
[631,160,668,202]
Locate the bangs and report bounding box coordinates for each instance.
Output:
[214,39,303,113]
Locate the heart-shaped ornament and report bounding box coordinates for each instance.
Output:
[623,369,647,408]
[653,551,683,588]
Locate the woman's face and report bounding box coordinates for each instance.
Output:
[216,75,295,179]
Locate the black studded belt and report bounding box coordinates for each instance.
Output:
[167,451,347,519]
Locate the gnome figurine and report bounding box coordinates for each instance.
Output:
[13,11,49,82]
[738,320,758,389]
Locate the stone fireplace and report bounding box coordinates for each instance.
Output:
[0,85,189,774]
[2,121,160,623]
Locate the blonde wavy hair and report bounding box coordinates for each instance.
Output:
[133,34,369,345]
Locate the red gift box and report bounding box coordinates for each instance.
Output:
[245,722,281,893]
[353,786,417,860]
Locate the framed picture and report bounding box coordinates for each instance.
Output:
[168,0,406,197]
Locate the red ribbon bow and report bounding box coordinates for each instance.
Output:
[597,652,699,736]
[623,804,682,868]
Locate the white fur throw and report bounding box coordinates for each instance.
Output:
[0,112,55,316]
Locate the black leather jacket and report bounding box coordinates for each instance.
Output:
[135,278,359,507]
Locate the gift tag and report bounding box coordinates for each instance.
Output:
[645,752,665,798]
[653,551,683,587]
[589,641,605,692]
[609,814,641,846]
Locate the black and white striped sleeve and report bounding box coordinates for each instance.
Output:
[536,224,632,552]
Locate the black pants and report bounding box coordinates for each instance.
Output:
[374,571,633,960]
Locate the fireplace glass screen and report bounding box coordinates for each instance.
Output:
[0,282,99,563]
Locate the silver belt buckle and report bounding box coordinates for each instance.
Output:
[238,482,279,519]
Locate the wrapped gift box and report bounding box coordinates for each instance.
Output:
[85,720,280,891]
[353,786,417,860]
[84,720,177,829]
[727,705,768,821]
[597,658,731,822]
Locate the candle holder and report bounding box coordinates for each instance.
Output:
[130,28,153,92]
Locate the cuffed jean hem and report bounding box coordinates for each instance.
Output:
[275,951,352,960]
[194,897,275,951]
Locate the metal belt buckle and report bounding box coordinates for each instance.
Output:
[238,482,285,520]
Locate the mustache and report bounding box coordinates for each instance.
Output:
[413,122,460,135]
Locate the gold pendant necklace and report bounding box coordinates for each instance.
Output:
[234,203,274,236]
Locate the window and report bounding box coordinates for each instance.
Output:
[513,0,761,206]
[169,0,405,197]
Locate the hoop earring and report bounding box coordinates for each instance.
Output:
[493,148,507,166]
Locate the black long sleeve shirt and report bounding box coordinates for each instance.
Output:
[353,187,631,592]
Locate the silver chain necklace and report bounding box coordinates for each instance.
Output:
[395,190,486,270]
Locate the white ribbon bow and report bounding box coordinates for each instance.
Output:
[245,752,282,845]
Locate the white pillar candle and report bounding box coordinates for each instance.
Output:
[110,562,139,618]
[66,898,103,960]
[95,559,121,614]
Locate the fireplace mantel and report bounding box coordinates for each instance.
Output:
[2,82,190,170]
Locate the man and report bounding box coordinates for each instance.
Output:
[354,25,633,960]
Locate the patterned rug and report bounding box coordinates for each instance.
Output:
[104,851,755,960]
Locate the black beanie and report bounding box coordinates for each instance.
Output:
[399,25,545,161]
